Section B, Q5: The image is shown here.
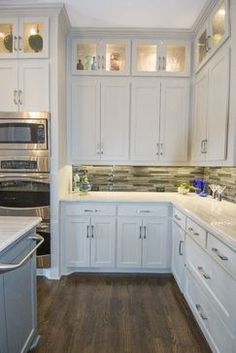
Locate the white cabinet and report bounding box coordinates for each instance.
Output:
[70,77,130,163]
[117,205,170,270]
[192,47,229,163]
[132,39,190,76]
[0,60,49,112]
[72,38,130,75]
[64,214,116,268]
[131,77,189,163]
[0,16,49,59]
[195,0,230,72]
[172,209,186,292]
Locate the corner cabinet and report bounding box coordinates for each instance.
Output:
[191,46,229,163]
[71,38,130,75]
[131,77,189,163]
[194,0,230,72]
[0,16,49,59]
[69,77,130,164]
[132,40,190,76]
[0,60,49,111]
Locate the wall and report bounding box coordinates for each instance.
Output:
[204,168,236,203]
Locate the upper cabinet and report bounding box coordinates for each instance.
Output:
[195,0,229,72]
[71,38,130,75]
[0,16,49,59]
[132,40,190,77]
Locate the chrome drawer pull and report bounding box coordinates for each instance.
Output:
[139,226,142,239]
[0,234,44,274]
[91,225,94,238]
[197,266,211,280]
[188,227,199,236]
[174,215,181,221]
[211,248,228,261]
[179,240,184,256]
[143,226,147,239]
[86,225,90,238]
[196,304,208,320]
[138,210,151,213]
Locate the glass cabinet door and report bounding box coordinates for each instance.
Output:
[104,42,129,74]
[19,17,49,58]
[0,19,17,58]
[73,40,98,74]
[211,1,227,47]
[165,44,186,74]
[197,28,208,65]
[134,43,158,73]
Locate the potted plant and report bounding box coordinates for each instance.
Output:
[176,181,197,195]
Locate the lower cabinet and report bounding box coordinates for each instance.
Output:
[172,220,185,292]
[65,215,116,268]
[117,216,170,269]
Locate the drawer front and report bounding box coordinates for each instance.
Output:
[207,233,236,279]
[173,208,186,229]
[117,204,169,217]
[65,203,116,216]
[186,236,236,332]
[185,269,235,353]
[186,218,206,248]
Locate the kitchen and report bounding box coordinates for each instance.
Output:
[0,0,236,352]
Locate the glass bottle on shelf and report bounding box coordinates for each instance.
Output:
[91,56,97,70]
[77,59,84,70]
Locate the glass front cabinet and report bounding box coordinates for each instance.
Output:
[195,0,229,72]
[0,16,49,58]
[72,38,130,75]
[132,40,190,76]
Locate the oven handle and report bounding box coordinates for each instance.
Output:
[0,234,44,274]
[0,177,50,184]
[0,206,49,211]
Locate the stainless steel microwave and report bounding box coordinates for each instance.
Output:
[0,112,49,151]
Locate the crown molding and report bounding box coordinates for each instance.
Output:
[0,2,66,15]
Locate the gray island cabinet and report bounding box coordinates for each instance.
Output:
[0,217,42,353]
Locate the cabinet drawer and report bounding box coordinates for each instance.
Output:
[65,203,116,216]
[173,208,186,229]
[207,234,236,279]
[186,218,206,248]
[186,236,236,332]
[117,204,168,217]
[185,269,235,353]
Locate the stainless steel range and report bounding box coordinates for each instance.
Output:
[0,112,51,268]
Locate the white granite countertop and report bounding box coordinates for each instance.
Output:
[0,217,42,253]
[61,192,236,250]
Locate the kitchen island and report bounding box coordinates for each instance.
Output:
[0,217,42,353]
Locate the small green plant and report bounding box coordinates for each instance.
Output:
[176,180,197,191]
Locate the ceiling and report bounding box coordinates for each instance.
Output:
[0,0,210,29]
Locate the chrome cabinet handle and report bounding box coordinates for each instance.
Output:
[138,210,150,214]
[18,90,23,105]
[102,55,105,70]
[100,142,104,155]
[18,35,22,51]
[212,248,228,261]
[96,143,101,155]
[197,266,211,279]
[84,209,99,213]
[14,36,18,51]
[91,225,94,238]
[13,90,18,105]
[179,240,184,256]
[196,304,208,320]
[143,226,147,239]
[97,55,101,69]
[206,35,211,52]
[160,143,164,156]
[156,143,160,156]
[174,215,181,221]
[0,234,44,274]
[86,225,90,238]
[139,226,142,239]
[188,227,199,236]
[162,56,166,70]
[201,140,204,153]
[158,56,161,70]
[201,139,207,154]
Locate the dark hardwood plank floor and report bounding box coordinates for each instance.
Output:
[32,275,212,353]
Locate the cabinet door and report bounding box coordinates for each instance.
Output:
[0,18,18,58]
[131,78,160,161]
[159,79,189,162]
[72,38,100,75]
[90,216,116,267]
[4,250,37,353]
[163,42,190,76]
[172,221,185,291]
[206,47,229,161]
[18,60,49,112]
[18,17,49,58]
[210,0,229,50]
[102,40,130,75]
[101,78,130,161]
[70,77,100,162]
[195,24,209,69]
[191,70,208,162]
[0,61,18,111]
[117,217,142,268]
[132,40,160,75]
[142,217,170,268]
[64,216,90,267]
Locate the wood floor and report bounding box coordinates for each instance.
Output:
[32,275,212,353]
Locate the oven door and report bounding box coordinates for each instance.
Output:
[0,119,47,150]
